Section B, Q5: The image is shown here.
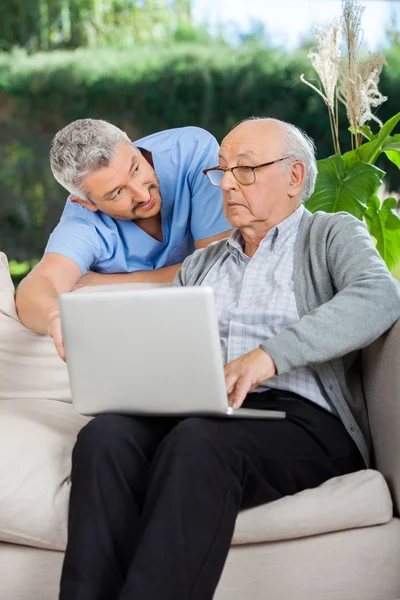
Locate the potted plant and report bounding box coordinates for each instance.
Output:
[301,0,400,272]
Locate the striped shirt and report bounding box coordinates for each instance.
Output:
[202,204,333,412]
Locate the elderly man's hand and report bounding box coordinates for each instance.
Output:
[224,348,277,409]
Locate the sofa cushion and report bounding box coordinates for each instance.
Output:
[232,468,393,544]
[0,253,71,402]
[0,398,88,550]
[3,522,400,600]
[0,398,393,551]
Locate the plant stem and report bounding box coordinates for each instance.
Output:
[328,107,337,154]
[335,92,341,154]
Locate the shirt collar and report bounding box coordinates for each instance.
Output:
[226,229,246,264]
[269,204,305,252]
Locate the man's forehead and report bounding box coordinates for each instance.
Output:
[83,143,138,189]
[219,138,268,160]
[220,125,283,160]
[221,121,281,151]
[104,143,139,171]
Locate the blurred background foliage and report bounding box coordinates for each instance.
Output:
[0,0,399,279]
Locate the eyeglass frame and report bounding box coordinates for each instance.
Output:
[203,156,295,186]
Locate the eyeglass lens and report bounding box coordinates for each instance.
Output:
[207,166,255,186]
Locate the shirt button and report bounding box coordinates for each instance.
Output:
[243,296,251,303]
[251,264,258,271]
[233,338,241,344]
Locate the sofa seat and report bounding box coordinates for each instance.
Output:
[0,398,393,553]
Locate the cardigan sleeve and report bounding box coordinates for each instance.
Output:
[260,214,400,375]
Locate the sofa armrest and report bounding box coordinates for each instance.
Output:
[362,319,400,516]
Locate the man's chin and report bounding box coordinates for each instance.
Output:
[104,212,155,222]
[134,206,159,221]
[225,215,245,229]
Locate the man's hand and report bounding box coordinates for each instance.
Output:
[224,348,277,409]
[47,312,66,362]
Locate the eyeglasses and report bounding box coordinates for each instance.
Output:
[203,156,293,187]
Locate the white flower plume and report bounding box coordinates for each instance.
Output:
[301,19,342,112]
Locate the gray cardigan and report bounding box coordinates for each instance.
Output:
[173,210,400,465]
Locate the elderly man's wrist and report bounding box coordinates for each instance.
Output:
[259,345,277,375]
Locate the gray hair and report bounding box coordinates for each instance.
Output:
[50,119,131,201]
[234,117,318,203]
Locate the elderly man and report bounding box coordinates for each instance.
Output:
[16,120,230,360]
[59,118,400,600]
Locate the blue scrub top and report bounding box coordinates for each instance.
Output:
[45,126,229,275]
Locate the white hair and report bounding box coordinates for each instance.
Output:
[50,119,131,201]
[234,117,318,203]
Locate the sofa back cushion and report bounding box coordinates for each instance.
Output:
[0,398,88,550]
[363,319,400,517]
[0,253,71,402]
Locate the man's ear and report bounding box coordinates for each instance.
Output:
[287,162,305,198]
[69,195,98,212]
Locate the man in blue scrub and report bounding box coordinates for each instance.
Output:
[15,119,231,360]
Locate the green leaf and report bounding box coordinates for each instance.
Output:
[383,133,400,151]
[385,150,400,169]
[350,112,400,164]
[364,196,400,272]
[306,155,385,219]
[348,124,374,140]
[342,148,358,169]
[382,134,400,169]
[376,113,400,144]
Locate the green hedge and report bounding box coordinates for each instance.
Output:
[1,44,399,261]
[0,45,319,139]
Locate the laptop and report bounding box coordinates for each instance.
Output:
[58,285,285,420]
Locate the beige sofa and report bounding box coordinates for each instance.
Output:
[0,250,399,600]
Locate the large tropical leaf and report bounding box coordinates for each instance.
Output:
[364,195,400,272]
[306,155,385,219]
[343,112,400,166]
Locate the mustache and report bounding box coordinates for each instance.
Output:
[131,184,159,214]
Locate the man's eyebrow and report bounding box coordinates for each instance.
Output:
[218,151,258,162]
[103,155,137,200]
[237,151,258,160]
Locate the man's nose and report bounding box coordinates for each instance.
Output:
[220,170,238,192]
[126,182,150,202]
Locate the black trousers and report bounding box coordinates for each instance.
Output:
[59,390,364,600]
